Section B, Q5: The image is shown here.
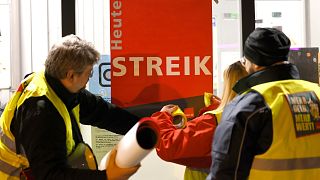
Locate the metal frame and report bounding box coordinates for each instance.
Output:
[240,0,255,56]
[61,0,75,36]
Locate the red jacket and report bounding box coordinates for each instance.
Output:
[152,111,218,168]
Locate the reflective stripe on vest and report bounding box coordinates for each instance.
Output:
[0,159,20,177]
[0,126,16,153]
[248,79,320,179]
[252,157,320,171]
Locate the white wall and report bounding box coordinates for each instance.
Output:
[0,0,61,93]
[0,0,61,105]
[0,0,11,105]
[19,0,61,78]
[76,0,110,55]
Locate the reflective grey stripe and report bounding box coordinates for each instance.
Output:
[252,157,320,171]
[0,158,20,177]
[0,126,16,153]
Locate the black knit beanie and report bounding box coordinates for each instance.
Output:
[244,28,291,66]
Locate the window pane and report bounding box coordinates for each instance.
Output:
[255,0,305,47]
[212,1,241,96]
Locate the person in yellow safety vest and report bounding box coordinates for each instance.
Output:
[0,34,141,180]
[207,27,320,180]
[151,61,248,180]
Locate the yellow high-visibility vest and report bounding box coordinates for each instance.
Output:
[249,79,320,180]
[0,72,79,180]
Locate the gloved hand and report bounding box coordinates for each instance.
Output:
[106,146,140,180]
[198,93,221,116]
[160,104,178,115]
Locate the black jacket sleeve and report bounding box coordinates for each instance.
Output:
[78,89,140,135]
[207,92,273,180]
[13,97,107,180]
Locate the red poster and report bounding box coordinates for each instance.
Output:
[110,0,213,118]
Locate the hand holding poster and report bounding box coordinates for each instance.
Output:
[99,117,159,169]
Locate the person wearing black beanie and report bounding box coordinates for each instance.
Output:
[207,28,320,180]
[244,27,291,66]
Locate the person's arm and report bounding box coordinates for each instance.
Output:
[15,97,106,180]
[207,92,273,180]
[79,89,140,135]
[152,110,217,168]
[105,146,140,180]
[198,94,221,116]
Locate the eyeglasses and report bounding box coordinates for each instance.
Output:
[240,57,247,67]
[89,69,93,78]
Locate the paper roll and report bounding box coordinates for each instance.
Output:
[171,107,187,129]
[99,117,159,169]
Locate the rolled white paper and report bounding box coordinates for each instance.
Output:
[99,117,159,169]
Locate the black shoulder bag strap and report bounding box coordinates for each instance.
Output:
[69,110,83,144]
